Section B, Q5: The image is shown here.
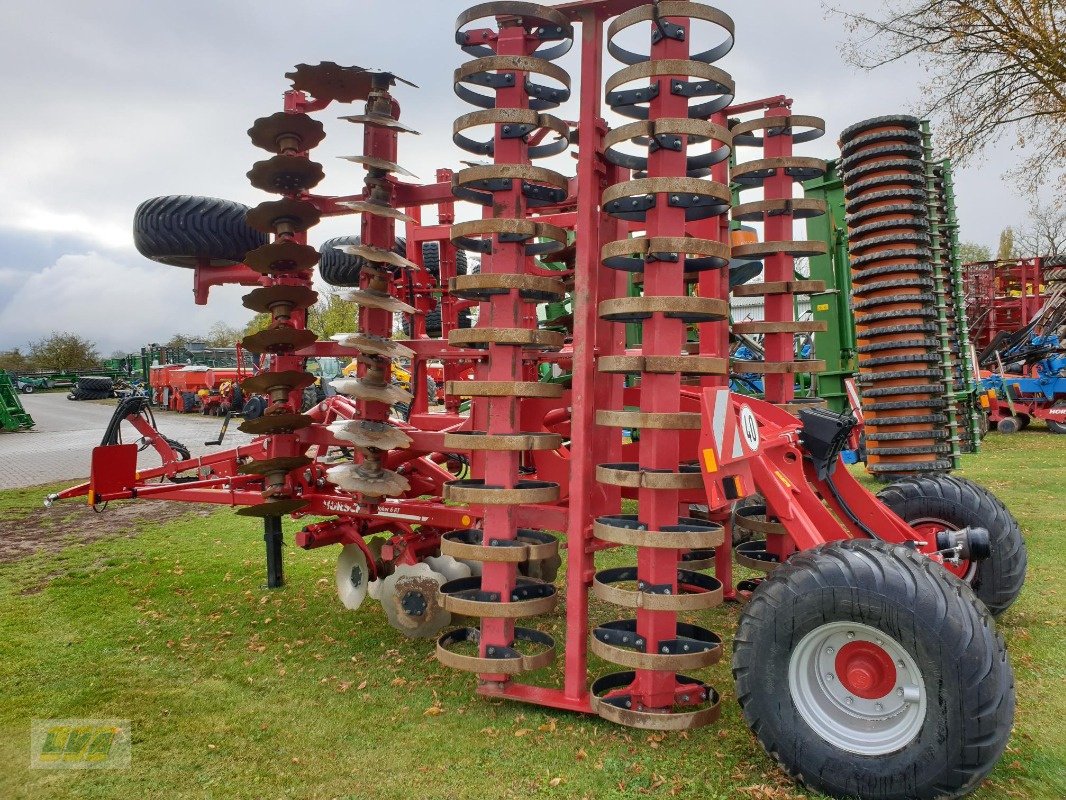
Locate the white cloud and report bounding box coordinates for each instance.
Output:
[0,252,256,354]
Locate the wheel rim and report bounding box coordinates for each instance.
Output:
[912,518,976,581]
[788,621,926,755]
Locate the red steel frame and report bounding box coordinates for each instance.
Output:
[52,0,949,721]
[963,258,1045,351]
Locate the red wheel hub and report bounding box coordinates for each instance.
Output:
[835,641,897,699]
[913,521,970,579]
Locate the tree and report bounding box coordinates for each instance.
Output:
[958,241,992,264]
[0,348,30,373]
[203,321,244,348]
[28,333,100,372]
[997,227,1016,260]
[831,1,1066,190]
[1014,198,1066,257]
[308,290,359,340]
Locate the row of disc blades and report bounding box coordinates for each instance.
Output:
[839,115,950,474]
[321,67,422,504]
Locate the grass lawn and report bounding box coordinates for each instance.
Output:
[0,428,1063,799]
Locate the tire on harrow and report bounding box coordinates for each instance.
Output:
[319,235,409,287]
[877,474,1026,615]
[133,195,267,268]
[733,539,1014,800]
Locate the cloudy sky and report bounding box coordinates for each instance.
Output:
[0,0,1044,355]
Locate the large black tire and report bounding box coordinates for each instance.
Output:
[734,539,1014,800]
[318,236,408,287]
[133,196,266,268]
[877,474,1026,615]
[242,395,266,421]
[78,376,113,393]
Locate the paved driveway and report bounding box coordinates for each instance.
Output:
[0,393,253,490]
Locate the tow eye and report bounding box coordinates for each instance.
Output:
[936,527,992,563]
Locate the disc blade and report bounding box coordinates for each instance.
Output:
[326,463,410,497]
[341,288,417,314]
[335,544,370,611]
[330,333,414,360]
[378,563,451,639]
[339,114,421,135]
[339,200,415,224]
[247,155,325,194]
[336,242,420,271]
[243,240,320,274]
[242,327,317,354]
[328,419,412,450]
[248,111,326,153]
[329,377,412,406]
[242,284,319,314]
[238,413,313,435]
[340,154,418,179]
[235,498,309,517]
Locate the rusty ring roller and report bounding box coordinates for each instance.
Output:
[453,163,568,207]
[442,431,563,452]
[439,575,558,618]
[450,217,568,257]
[443,478,559,505]
[732,198,826,222]
[453,108,569,159]
[435,626,555,675]
[596,462,703,490]
[591,671,720,731]
[605,59,735,121]
[455,3,573,61]
[598,295,728,323]
[733,320,828,335]
[731,114,825,146]
[449,272,565,302]
[592,567,724,612]
[601,234,729,273]
[445,380,564,398]
[247,112,326,154]
[732,280,826,297]
[732,240,828,260]
[734,540,780,573]
[594,514,724,550]
[592,620,722,672]
[603,118,731,174]
[454,55,571,111]
[595,410,701,430]
[447,327,565,351]
[607,2,734,66]
[732,359,826,375]
[733,505,786,537]
[602,177,731,223]
[440,528,558,564]
[598,355,727,375]
[732,157,827,187]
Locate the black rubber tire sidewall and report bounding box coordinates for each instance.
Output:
[734,540,1014,800]
[877,475,1027,615]
[134,195,266,268]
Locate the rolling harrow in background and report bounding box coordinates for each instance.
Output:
[48,4,1028,799]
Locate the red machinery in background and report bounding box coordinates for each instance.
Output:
[963,257,1045,352]
[49,4,1024,799]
